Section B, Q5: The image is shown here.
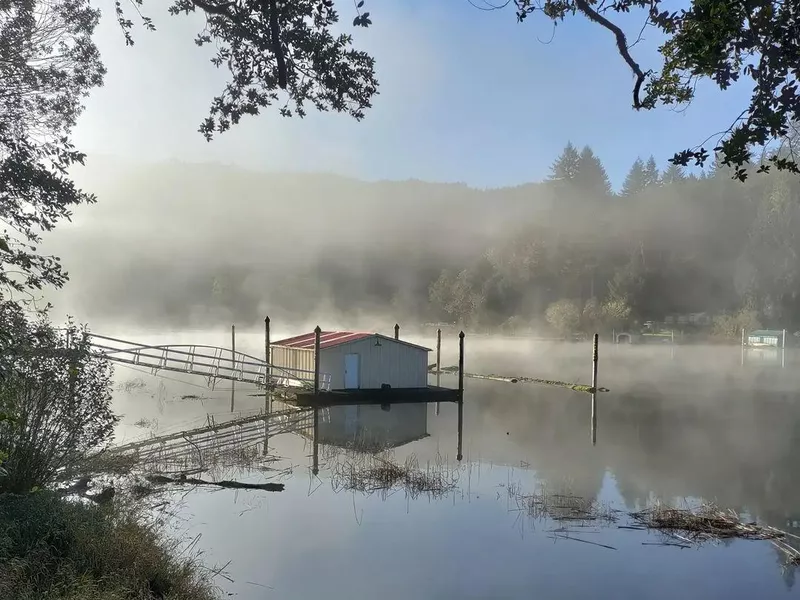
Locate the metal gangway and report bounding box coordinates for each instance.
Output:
[87,333,332,391]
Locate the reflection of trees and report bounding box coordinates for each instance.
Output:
[450,379,800,579]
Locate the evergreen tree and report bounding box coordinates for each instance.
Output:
[575,146,613,198]
[621,158,647,197]
[549,142,581,183]
[643,156,660,188]
[661,163,686,185]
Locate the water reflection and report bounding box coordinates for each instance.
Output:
[106,347,800,598]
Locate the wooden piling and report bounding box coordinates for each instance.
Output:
[394,323,400,340]
[313,326,321,395]
[458,331,465,398]
[783,328,787,369]
[230,324,236,412]
[435,328,442,416]
[591,333,599,393]
[263,316,271,455]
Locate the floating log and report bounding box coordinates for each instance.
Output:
[145,474,284,492]
[429,365,609,394]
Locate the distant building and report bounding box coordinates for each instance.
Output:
[747,330,786,348]
[271,331,431,390]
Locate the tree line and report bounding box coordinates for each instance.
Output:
[426,142,799,338]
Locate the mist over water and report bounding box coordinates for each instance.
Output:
[108,324,800,598]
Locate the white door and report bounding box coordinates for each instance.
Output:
[344,353,360,389]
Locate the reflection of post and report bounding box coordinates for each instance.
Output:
[312,408,319,475]
[263,316,271,456]
[457,398,463,462]
[591,333,599,392]
[670,329,675,360]
[435,328,442,416]
[394,323,400,340]
[313,326,321,395]
[590,392,597,446]
[230,324,236,412]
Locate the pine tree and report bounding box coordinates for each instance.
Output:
[575,146,613,198]
[549,142,581,183]
[621,158,647,197]
[643,156,660,188]
[661,163,686,185]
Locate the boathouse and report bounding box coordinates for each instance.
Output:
[271,331,431,391]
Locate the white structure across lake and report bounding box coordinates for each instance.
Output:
[271,331,431,390]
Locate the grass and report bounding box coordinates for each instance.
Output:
[0,491,221,600]
[330,450,459,499]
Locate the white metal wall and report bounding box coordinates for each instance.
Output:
[319,336,428,389]
[270,345,315,383]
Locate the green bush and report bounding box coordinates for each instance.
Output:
[0,492,220,600]
[0,303,117,493]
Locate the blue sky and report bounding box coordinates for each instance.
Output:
[73,0,751,191]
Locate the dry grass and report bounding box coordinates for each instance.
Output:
[508,480,618,526]
[631,502,800,565]
[0,491,222,600]
[330,450,459,499]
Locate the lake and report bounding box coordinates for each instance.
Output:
[108,331,800,599]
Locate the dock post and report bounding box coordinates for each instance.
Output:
[230,324,236,412]
[782,328,787,369]
[590,392,597,446]
[457,330,464,461]
[313,326,321,395]
[591,333,599,393]
[741,328,746,367]
[263,316,271,455]
[394,323,400,340]
[458,331,465,398]
[435,328,441,416]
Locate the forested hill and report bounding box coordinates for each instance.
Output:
[47,148,800,336]
[45,157,553,327]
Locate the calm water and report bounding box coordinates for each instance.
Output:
[109,332,800,599]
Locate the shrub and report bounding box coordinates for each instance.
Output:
[0,303,117,493]
[545,299,581,337]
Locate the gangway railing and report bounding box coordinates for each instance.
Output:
[87,333,332,391]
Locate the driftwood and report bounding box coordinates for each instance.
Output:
[430,365,609,394]
[145,474,284,492]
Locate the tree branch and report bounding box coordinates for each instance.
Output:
[573,0,647,109]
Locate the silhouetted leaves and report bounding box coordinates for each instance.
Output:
[0,0,104,304]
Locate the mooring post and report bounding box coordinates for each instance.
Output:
[435,327,442,415]
[394,323,400,340]
[313,325,321,395]
[782,328,787,369]
[263,316,271,456]
[590,392,597,446]
[230,324,236,412]
[458,331,465,398]
[591,333,599,393]
[741,327,746,367]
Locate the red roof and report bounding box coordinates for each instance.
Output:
[273,331,373,350]
[273,331,431,352]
